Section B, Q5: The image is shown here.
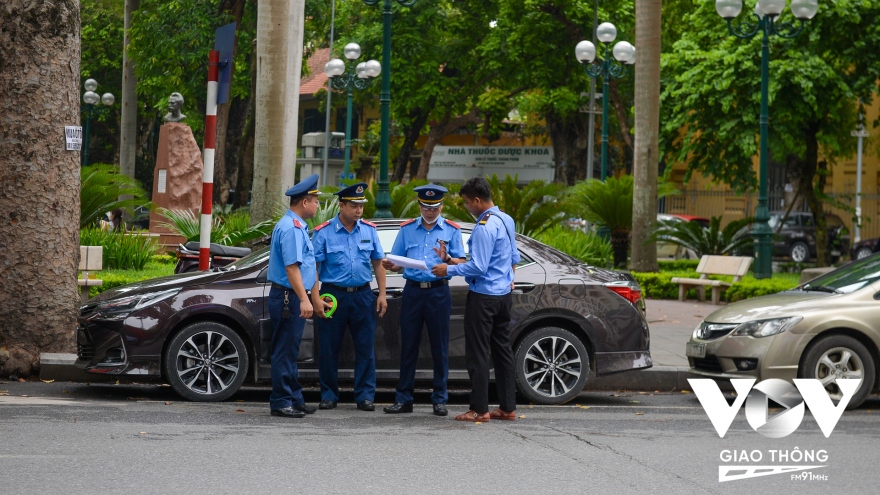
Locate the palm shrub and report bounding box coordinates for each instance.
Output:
[649,216,754,257]
[81,163,150,228]
[155,207,275,246]
[80,228,157,270]
[567,175,634,268]
[443,174,568,237]
[534,226,613,268]
[307,195,341,229]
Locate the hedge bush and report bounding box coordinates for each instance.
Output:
[632,270,800,302]
[88,261,176,298]
[534,226,613,268]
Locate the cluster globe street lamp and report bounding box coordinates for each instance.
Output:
[575,22,635,181]
[82,78,115,167]
[715,0,818,279]
[362,0,417,218]
[325,43,381,181]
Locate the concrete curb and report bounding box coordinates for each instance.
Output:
[39,353,114,383]
[41,354,720,392]
[587,366,694,392]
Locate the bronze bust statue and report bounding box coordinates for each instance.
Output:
[164,92,187,123]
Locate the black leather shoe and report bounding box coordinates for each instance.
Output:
[293,403,317,414]
[357,400,375,411]
[383,402,413,414]
[318,400,337,410]
[270,407,306,418]
[433,403,448,416]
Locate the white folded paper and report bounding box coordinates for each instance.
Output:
[386,254,429,271]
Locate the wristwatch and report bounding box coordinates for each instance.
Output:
[444,254,451,263]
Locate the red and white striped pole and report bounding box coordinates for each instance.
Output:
[199,50,220,271]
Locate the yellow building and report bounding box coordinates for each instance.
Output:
[663,99,879,240]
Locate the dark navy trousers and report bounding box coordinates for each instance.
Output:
[395,283,451,405]
[316,287,377,403]
[268,287,306,411]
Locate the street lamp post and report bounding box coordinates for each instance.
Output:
[852,116,869,244]
[362,0,417,218]
[716,0,819,279]
[575,23,635,181]
[81,78,115,167]
[324,43,381,181]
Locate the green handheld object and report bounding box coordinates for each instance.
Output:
[320,293,338,318]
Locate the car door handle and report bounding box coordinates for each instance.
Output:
[375,288,404,298]
[513,283,536,293]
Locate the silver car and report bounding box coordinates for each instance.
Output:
[686,254,880,408]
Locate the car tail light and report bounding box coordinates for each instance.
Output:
[604,281,642,304]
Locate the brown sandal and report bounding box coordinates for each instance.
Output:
[489,408,516,421]
[454,410,491,422]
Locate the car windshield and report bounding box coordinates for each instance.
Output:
[800,255,880,294]
[224,246,270,271]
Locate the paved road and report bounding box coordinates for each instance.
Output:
[2,380,879,494]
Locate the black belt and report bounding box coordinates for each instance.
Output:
[405,279,449,289]
[322,282,371,293]
[271,283,291,290]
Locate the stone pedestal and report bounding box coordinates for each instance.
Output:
[149,123,203,251]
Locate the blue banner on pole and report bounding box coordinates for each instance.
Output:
[214,22,237,105]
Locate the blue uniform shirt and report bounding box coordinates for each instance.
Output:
[267,210,316,290]
[312,215,384,287]
[447,206,520,295]
[391,216,466,283]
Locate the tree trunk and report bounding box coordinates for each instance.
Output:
[630,0,662,272]
[393,106,431,182]
[251,0,305,224]
[545,111,589,185]
[234,40,258,211]
[0,0,81,377]
[416,111,481,180]
[213,0,247,207]
[800,122,829,266]
[610,229,631,269]
[120,0,140,182]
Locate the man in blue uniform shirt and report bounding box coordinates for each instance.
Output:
[267,174,321,418]
[432,176,520,422]
[310,182,387,411]
[381,184,466,417]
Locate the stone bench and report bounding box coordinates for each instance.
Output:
[671,255,753,305]
[78,246,103,303]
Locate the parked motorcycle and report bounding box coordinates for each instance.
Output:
[174,241,253,274]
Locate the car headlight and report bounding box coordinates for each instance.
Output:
[731,317,802,338]
[92,288,180,320]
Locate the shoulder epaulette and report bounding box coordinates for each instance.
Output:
[400,218,417,227]
[313,221,331,231]
[293,219,303,229]
[478,212,491,225]
[361,220,377,228]
[445,220,461,229]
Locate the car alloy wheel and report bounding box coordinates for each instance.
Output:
[789,241,809,263]
[856,247,873,260]
[799,335,875,409]
[164,322,249,402]
[514,327,590,405]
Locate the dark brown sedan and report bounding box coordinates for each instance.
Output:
[76,220,651,404]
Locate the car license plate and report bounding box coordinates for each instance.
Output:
[686,342,706,359]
